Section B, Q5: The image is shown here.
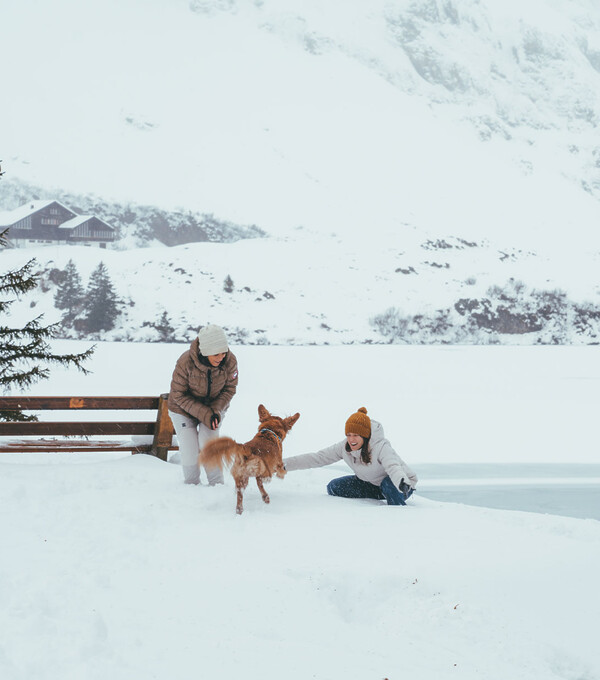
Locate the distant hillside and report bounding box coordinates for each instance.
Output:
[0,178,265,248]
[3,0,600,347]
[3,0,600,248]
[2,228,600,346]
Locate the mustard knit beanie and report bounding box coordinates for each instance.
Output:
[345,407,371,438]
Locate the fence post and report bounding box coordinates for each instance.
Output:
[151,393,174,461]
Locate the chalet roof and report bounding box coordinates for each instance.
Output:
[58,214,111,230]
[0,199,75,227]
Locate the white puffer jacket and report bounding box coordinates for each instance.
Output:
[284,420,418,490]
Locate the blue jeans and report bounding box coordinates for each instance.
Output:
[326,475,413,506]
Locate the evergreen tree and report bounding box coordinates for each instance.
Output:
[223,275,234,293]
[84,262,120,333]
[54,259,85,325]
[0,229,94,421]
[141,310,177,342]
[155,310,176,342]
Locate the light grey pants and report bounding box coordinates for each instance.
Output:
[168,410,224,485]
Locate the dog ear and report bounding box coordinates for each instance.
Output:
[283,412,300,430]
[258,404,271,422]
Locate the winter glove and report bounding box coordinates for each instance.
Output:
[210,412,221,430]
[399,478,412,497]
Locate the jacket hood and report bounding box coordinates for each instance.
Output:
[369,420,384,447]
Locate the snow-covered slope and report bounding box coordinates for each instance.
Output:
[2,0,600,343]
[2,230,600,344]
[2,0,600,241]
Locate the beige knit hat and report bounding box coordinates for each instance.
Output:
[197,324,228,356]
[345,407,371,438]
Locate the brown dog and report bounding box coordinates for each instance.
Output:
[199,404,300,514]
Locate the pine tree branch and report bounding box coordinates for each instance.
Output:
[0,345,95,373]
[0,299,15,314]
[0,259,38,296]
[0,365,49,388]
[0,410,38,423]
[0,320,58,342]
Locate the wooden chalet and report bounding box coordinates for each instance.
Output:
[0,200,117,248]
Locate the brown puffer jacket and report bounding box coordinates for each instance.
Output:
[167,338,239,428]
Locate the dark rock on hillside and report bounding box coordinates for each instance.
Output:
[455,298,542,334]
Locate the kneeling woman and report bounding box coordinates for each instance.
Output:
[283,407,418,505]
[168,324,238,486]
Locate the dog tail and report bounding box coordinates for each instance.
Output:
[199,437,244,470]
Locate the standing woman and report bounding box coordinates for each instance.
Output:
[168,325,239,485]
[283,407,418,505]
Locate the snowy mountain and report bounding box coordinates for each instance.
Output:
[2,0,600,343]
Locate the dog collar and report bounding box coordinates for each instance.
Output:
[260,428,281,442]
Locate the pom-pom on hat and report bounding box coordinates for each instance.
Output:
[345,407,371,439]
[197,324,228,356]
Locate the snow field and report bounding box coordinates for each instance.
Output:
[1,342,599,679]
[2,454,599,680]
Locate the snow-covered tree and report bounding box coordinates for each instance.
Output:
[154,310,176,342]
[142,310,177,342]
[54,259,85,325]
[223,275,234,293]
[84,262,120,333]
[0,230,94,421]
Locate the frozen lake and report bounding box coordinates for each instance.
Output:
[416,463,600,520]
